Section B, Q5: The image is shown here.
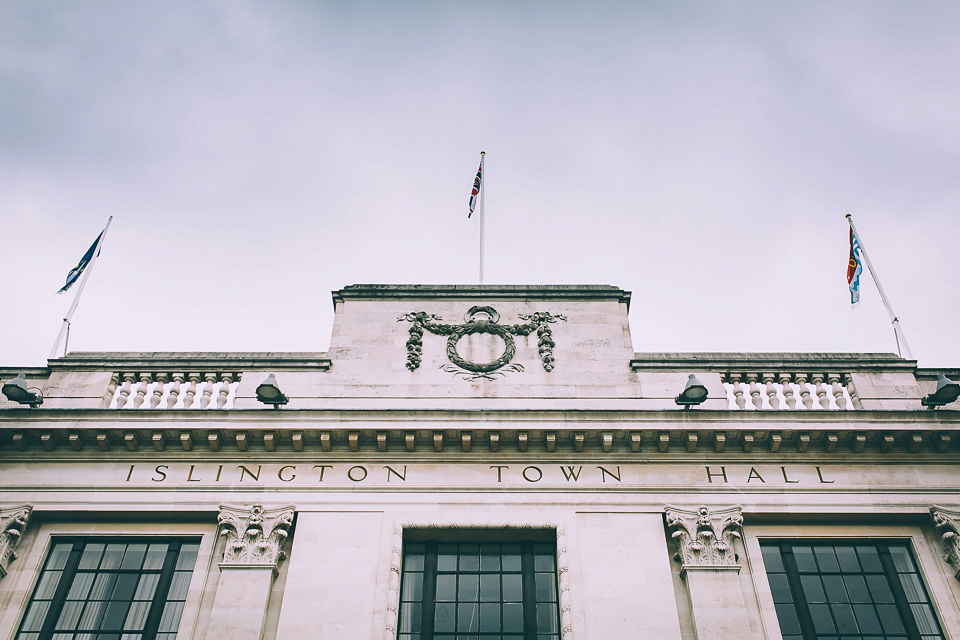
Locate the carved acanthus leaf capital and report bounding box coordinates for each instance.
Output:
[218,504,295,568]
[0,504,33,577]
[665,505,743,568]
[931,506,960,580]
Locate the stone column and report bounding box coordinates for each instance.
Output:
[206,504,295,640]
[665,505,753,640]
[931,506,960,581]
[0,504,32,578]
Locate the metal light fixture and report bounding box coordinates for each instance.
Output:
[921,374,960,408]
[255,374,288,408]
[675,374,708,408]
[2,373,44,407]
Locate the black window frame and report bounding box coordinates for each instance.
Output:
[762,539,946,640]
[16,537,201,640]
[398,538,562,640]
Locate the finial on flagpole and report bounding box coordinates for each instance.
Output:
[480,151,485,156]
[845,213,852,219]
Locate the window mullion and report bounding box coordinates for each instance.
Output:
[521,541,537,640]
[879,543,923,640]
[780,543,817,640]
[141,540,181,640]
[421,541,438,640]
[37,542,83,640]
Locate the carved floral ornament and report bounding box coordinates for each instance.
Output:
[0,504,32,578]
[217,504,295,568]
[398,306,566,381]
[930,506,960,581]
[664,505,743,570]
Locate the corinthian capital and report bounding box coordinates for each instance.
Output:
[931,506,960,580]
[0,504,33,578]
[218,504,295,568]
[665,505,743,568]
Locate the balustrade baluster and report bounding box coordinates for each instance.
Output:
[812,374,830,409]
[747,374,763,409]
[728,374,747,409]
[101,373,119,408]
[182,373,200,409]
[779,373,796,409]
[843,373,860,409]
[116,373,135,409]
[167,373,184,408]
[200,373,217,409]
[796,373,813,409]
[828,373,846,409]
[763,373,779,410]
[216,373,233,409]
[133,373,151,408]
[150,373,168,408]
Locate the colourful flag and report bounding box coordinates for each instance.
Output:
[58,231,104,293]
[847,227,863,307]
[468,160,483,218]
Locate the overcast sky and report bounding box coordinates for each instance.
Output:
[1,1,958,368]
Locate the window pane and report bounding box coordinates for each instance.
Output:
[793,546,817,572]
[502,574,522,601]
[78,544,105,570]
[835,547,861,573]
[67,573,96,600]
[822,575,848,603]
[89,574,118,600]
[100,545,125,570]
[809,604,837,634]
[865,574,894,603]
[479,544,500,571]
[479,603,499,632]
[898,573,925,603]
[831,604,859,633]
[48,544,74,570]
[799,575,826,603]
[910,604,939,635]
[158,601,184,632]
[401,572,423,601]
[479,574,500,601]
[142,544,167,571]
[399,603,421,633]
[856,546,883,573]
[774,602,802,634]
[815,547,840,572]
[123,601,151,631]
[55,600,85,630]
[853,604,883,634]
[457,603,479,632]
[435,603,455,632]
[120,545,147,571]
[843,575,870,603]
[458,575,479,602]
[78,600,108,629]
[134,574,160,601]
[166,572,191,601]
[535,573,557,602]
[437,544,457,571]
[876,604,905,634]
[35,571,63,599]
[21,602,51,631]
[534,545,555,572]
[537,602,558,633]
[502,603,523,632]
[175,544,199,570]
[111,574,139,600]
[436,575,457,601]
[101,601,130,630]
[459,545,480,572]
[501,545,521,572]
[761,545,785,572]
[889,547,915,573]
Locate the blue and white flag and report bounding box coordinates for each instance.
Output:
[468,159,483,218]
[58,230,104,293]
[847,228,863,307]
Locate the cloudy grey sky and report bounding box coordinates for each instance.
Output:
[1,1,958,367]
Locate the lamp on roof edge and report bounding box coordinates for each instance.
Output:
[256,374,288,408]
[921,374,960,408]
[675,374,708,408]
[2,373,43,407]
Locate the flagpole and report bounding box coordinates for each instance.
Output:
[845,214,913,360]
[50,216,113,359]
[479,151,486,285]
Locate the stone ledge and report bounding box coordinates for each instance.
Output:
[333,284,631,308]
[631,352,917,372]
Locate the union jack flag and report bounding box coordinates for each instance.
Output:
[468,159,483,218]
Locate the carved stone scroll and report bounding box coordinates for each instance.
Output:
[664,505,743,569]
[0,504,32,578]
[931,506,960,580]
[218,504,295,568]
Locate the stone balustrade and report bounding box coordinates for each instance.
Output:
[105,372,241,410]
[722,371,855,410]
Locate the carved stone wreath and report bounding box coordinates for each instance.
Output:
[398,306,566,379]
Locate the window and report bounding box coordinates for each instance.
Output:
[16,539,200,640]
[398,540,561,640]
[762,541,945,640]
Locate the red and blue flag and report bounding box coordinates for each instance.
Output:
[847,228,863,307]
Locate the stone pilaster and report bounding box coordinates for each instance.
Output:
[931,506,960,581]
[0,504,32,578]
[665,505,754,640]
[206,504,295,640]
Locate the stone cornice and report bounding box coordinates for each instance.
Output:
[631,352,918,373]
[37,352,332,372]
[333,284,631,309]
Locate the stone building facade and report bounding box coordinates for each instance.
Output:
[0,284,958,640]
